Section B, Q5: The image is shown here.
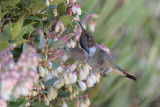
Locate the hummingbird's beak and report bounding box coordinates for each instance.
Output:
[78,22,86,34]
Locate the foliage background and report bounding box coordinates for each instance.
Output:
[84,0,160,107]
[1,0,160,107]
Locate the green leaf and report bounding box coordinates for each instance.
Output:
[27,16,43,21]
[0,42,9,51]
[31,101,48,107]
[51,61,60,69]
[40,32,45,49]
[38,53,46,61]
[49,40,62,48]
[50,0,66,5]
[30,2,46,11]
[47,6,55,23]
[9,98,29,107]
[14,39,28,45]
[44,78,58,87]
[0,10,9,17]
[11,21,23,39]
[60,15,73,26]
[23,42,28,52]
[58,90,69,98]
[57,3,66,16]
[2,22,12,41]
[15,26,28,39]
[3,0,20,6]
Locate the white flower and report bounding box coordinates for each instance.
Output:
[62,101,68,107]
[61,53,69,62]
[90,74,96,84]
[96,73,100,83]
[78,81,87,91]
[39,82,45,89]
[83,64,89,76]
[70,39,76,48]
[44,72,53,82]
[76,6,81,15]
[51,70,58,77]
[72,0,76,3]
[48,62,52,69]
[48,87,57,100]
[39,65,45,77]
[68,85,72,92]
[85,97,90,106]
[54,78,64,89]
[71,73,77,83]
[70,62,77,72]
[67,0,69,4]
[86,77,94,88]
[55,22,60,32]
[25,102,30,107]
[56,66,63,73]
[89,22,96,32]
[46,0,49,6]
[44,96,50,106]
[59,21,65,31]
[72,5,77,14]
[64,72,70,84]
[74,15,80,21]
[79,70,86,80]
[80,101,86,107]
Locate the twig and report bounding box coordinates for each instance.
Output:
[29,93,44,104]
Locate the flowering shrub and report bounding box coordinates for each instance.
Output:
[0,0,107,106]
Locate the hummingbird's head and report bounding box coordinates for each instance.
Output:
[79,22,96,54]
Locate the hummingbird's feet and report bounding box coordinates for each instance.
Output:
[100,73,107,77]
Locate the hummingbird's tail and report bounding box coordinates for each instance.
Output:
[119,69,137,81]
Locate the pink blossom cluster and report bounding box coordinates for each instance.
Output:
[0,46,40,107]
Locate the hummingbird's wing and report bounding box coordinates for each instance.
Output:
[69,48,86,61]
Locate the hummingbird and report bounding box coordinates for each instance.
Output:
[69,22,137,81]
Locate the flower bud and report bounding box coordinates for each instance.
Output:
[78,81,87,91]
[44,72,53,82]
[48,62,52,69]
[54,78,64,89]
[96,73,100,83]
[44,96,50,106]
[80,101,86,107]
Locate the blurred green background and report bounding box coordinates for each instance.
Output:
[81,0,160,107]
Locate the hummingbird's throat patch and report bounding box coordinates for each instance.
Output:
[89,46,96,56]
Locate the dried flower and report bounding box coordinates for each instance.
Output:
[89,20,96,32]
[59,21,65,31]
